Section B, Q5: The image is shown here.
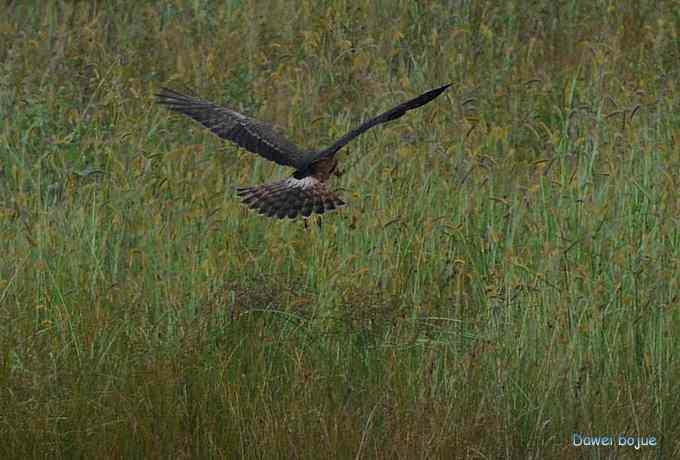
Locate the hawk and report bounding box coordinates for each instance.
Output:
[156,83,450,219]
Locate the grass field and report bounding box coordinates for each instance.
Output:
[1,0,679,458]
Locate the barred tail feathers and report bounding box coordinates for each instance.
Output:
[236,177,345,219]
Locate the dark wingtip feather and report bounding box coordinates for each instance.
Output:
[409,83,452,108]
[155,87,179,101]
[155,87,200,108]
[437,83,453,92]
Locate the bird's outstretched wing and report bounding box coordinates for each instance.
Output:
[156,88,308,169]
[315,83,451,161]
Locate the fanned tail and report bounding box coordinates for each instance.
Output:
[236,177,345,219]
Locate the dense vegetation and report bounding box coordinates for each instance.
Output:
[1,1,678,458]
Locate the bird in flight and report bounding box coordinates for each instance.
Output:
[156,83,450,219]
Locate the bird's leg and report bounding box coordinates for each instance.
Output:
[302,216,322,229]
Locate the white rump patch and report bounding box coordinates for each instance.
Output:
[227,108,247,120]
[285,176,318,190]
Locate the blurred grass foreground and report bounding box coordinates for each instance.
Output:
[0,1,679,458]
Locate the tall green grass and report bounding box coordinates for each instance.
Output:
[1,0,678,458]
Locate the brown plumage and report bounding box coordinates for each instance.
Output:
[156,83,450,219]
[236,178,344,219]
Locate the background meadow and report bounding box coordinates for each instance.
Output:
[1,0,679,458]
